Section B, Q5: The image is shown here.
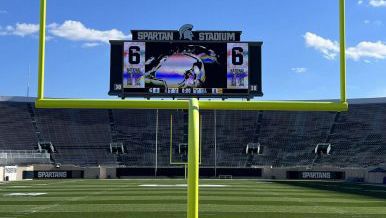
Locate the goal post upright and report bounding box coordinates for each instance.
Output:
[37,0,46,100]
[340,0,347,104]
[187,98,200,218]
[35,1,347,218]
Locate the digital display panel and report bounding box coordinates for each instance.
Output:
[109,41,262,98]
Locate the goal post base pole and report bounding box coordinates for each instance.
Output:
[187,98,200,218]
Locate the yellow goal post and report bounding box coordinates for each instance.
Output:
[35,1,348,218]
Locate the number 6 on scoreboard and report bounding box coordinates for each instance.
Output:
[123,42,146,89]
[128,46,141,64]
[227,43,249,89]
[232,47,244,65]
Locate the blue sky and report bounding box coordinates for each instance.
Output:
[0,0,385,100]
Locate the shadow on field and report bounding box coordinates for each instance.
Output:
[272,181,386,200]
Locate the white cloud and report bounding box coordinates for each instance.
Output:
[0,20,131,48]
[291,67,308,74]
[82,42,101,48]
[369,0,386,7]
[364,19,383,26]
[304,32,339,60]
[304,32,386,62]
[0,23,39,36]
[347,41,386,61]
[13,23,40,36]
[358,0,386,7]
[49,20,131,43]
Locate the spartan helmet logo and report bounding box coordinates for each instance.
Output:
[179,24,194,40]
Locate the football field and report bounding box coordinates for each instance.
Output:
[1,179,386,218]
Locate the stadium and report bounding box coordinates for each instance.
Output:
[1,0,386,217]
[1,96,386,217]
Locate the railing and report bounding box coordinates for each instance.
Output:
[0,150,51,165]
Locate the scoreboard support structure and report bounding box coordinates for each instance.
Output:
[35,1,348,218]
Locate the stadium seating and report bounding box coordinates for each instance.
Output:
[0,99,385,168]
[0,102,38,150]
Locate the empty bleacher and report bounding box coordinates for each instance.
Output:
[0,102,38,150]
[0,98,385,168]
[35,108,115,166]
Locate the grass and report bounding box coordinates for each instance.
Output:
[0,179,386,218]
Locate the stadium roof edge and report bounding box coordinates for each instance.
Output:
[0,96,36,103]
[348,97,386,104]
[1,96,386,105]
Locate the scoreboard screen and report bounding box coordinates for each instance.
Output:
[109,40,262,98]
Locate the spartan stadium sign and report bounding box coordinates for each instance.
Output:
[26,171,84,179]
[132,24,242,41]
[287,171,345,180]
[302,172,331,179]
[37,171,67,178]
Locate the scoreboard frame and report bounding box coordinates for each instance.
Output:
[109,40,263,99]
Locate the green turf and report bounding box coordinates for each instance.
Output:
[0,179,386,218]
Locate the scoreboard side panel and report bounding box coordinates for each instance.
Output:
[249,42,263,97]
[109,42,124,96]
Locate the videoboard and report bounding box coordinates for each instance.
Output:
[109,25,262,99]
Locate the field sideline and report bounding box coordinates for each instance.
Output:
[1,179,386,218]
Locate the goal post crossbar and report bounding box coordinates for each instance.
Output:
[35,99,348,112]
